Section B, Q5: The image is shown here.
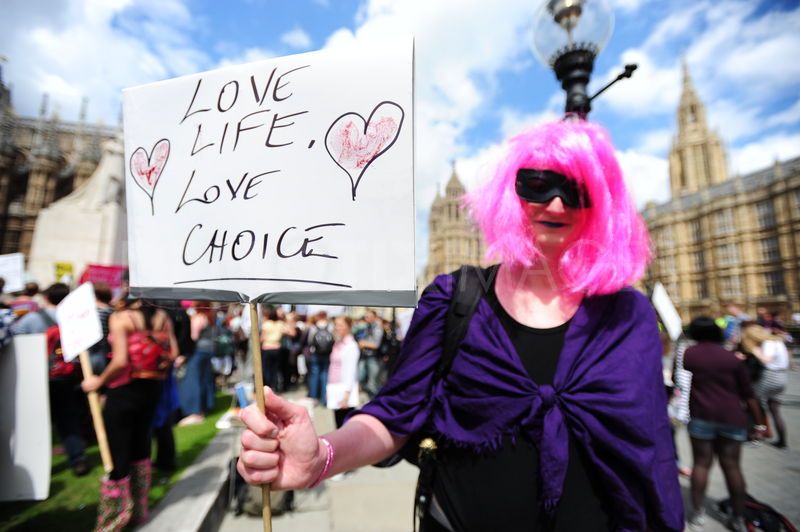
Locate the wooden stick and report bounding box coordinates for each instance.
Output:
[249,302,272,532]
[77,351,114,473]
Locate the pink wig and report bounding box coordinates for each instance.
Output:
[465,119,651,296]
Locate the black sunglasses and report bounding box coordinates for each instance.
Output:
[515,169,591,209]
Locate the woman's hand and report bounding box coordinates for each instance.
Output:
[237,387,324,489]
[81,375,103,393]
[174,355,186,369]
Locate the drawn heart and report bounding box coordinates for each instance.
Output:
[130,138,170,214]
[325,101,404,201]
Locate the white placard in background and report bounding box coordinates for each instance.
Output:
[651,282,683,341]
[123,38,415,307]
[0,335,51,501]
[0,253,25,293]
[56,283,103,363]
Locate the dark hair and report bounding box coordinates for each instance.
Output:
[24,282,39,297]
[688,316,723,343]
[44,283,70,305]
[93,282,113,304]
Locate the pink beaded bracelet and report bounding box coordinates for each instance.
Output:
[308,437,334,488]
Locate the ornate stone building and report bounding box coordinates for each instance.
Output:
[0,69,119,258]
[421,163,485,287]
[643,64,799,321]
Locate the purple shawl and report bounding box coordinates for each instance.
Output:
[356,273,684,531]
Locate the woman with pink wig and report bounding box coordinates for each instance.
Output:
[236,120,683,531]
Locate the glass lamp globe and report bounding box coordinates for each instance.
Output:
[531,0,614,67]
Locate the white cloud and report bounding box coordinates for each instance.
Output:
[729,133,800,176]
[280,27,312,50]
[498,107,560,138]
[0,0,210,123]
[595,49,681,117]
[634,128,672,156]
[615,150,670,209]
[215,48,277,69]
[322,0,538,273]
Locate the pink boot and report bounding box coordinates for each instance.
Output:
[130,458,152,524]
[95,476,133,532]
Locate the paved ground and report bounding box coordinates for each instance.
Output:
[220,370,800,531]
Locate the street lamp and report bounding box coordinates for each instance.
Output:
[531,0,634,115]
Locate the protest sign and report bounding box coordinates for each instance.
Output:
[56,283,103,363]
[0,253,24,293]
[79,264,128,289]
[0,335,51,501]
[123,38,415,307]
[651,282,683,341]
[55,262,74,283]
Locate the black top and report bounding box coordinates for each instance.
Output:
[431,284,611,532]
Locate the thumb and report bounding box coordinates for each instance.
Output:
[264,387,306,422]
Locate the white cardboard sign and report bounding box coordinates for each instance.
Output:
[123,38,416,307]
[0,253,25,293]
[56,282,103,363]
[0,335,51,501]
[651,282,683,341]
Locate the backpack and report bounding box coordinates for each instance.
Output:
[718,494,798,532]
[38,310,80,380]
[214,324,236,358]
[126,311,172,379]
[371,265,497,529]
[311,326,335,356]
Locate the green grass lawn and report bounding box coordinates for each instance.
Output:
[0,393,232,532]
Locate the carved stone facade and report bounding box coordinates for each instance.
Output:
[0,69,120,258]
[643,64,800,322]
[421,164,485,288]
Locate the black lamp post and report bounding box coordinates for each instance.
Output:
[532,0,636,116]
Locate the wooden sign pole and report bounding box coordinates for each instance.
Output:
[77,351,114,473]
[249,303,272,532]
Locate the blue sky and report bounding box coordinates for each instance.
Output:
[2,0,799,273]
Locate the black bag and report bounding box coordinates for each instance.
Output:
[311,327,335,356]
[718,494,797,532]
[373,264,498,529]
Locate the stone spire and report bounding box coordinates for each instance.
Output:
[668,60,728,196]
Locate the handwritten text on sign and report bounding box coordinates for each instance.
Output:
[123,39,415,306]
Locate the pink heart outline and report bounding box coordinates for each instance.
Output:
[129,138,170,215]
[324,101,404,201]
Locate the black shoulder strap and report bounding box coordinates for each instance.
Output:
[434,264,498,381]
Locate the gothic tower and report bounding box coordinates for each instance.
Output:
[668,61,728,196]
[421,162,484,287]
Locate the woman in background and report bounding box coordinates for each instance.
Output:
[682,317,765,532]
[81,298,178,531]
[742,324,790,449]
[327,316,361,429]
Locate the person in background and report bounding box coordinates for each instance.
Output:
[307,311,334,405]
[88,282,114,375]
[682,317,765,532]
[178,304,216,426]
[12,282,90,476]
[152,300,191,472]
[10,281,40,318]
[81,296,178,531]
[328,316,361,428]
[741,324,790,449]
[281,312,300,391]
[260,306,284,392]
[357,309,384,399]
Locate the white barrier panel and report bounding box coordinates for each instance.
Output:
[0,335,51,501]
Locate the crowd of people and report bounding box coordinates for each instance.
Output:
[0,276,404,530]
